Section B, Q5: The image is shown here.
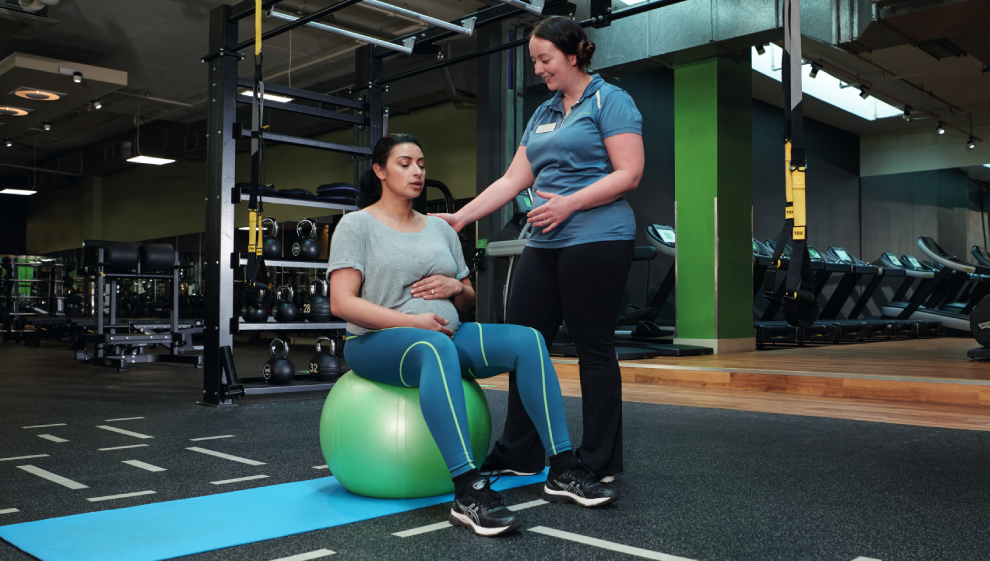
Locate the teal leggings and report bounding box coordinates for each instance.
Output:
[343,323,572,477]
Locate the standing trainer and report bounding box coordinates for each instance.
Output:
[433,16,644,482]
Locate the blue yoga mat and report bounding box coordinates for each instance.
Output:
[0,470,548,561]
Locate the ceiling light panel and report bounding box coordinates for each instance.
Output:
[127,155,175,165]
[11,87,65,101]
[0,189,37,195]
[0,106,32,116]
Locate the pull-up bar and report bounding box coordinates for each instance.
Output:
[494,0,545,16]
[378,0,688,85]
[361,0,477,35]
[268,10,416,55]
[231,0,365,52]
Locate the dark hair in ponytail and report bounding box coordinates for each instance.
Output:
[530,17,596,70]
[357,133,422,208]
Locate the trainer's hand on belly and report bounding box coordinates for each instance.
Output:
[411,275,463,300]
[411,313,455,337]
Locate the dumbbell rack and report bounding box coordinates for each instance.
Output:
[75,247,204,372]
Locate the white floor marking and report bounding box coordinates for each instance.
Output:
[852,558,882,561]
[96,425,154,439]
[268,549,336,561]
[123,460,167,472]
[87,490,156,502]
[393,520,453,537]
[187,447,266,466]
[0,508,19,515]
[508,499,549,511]
[528,526,698,561]
[190,435,234,441]
[0,454,49,462]
[99,444,149,451]
[312,465,329,470]
[105,417,144,422]
[393,499,549,537]
[22,423,66,429]
[17,465,89,490]
[36,434,68,443]
[210,474,269,485]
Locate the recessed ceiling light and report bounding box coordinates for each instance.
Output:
[12,88,63,101]
[0,106,31,117]
[0,189,37,195]
[127,155,176,165]
[238,89,294,104]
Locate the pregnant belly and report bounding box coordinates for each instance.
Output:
[397,298,461,333]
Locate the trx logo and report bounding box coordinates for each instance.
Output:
[793,227,805,239]
[785,208,794,219]
[979,321,990,330]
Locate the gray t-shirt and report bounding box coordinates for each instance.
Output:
[328,211,470,336]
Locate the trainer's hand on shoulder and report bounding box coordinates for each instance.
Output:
[411,313,454,337]
[411,275,463,300]
[429,213,463,233]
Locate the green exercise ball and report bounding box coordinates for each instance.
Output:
[319,371,492,499]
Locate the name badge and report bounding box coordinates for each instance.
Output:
[535,122,557,134]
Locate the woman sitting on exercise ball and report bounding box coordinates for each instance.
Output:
[328,133,614,537]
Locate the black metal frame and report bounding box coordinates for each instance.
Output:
[203,0,690,405]
[73,247,203,372]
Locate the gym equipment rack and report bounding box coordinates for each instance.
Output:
[1,259,64,344]
[74,245,204,372]
[202,0,690,405]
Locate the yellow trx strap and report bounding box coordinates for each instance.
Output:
[248,0,264,258]
[786,141,807,241]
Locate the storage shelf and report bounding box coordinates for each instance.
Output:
[237,257,327,269]
[231,189,359,211]
[241,380,337,395]
[236,320,347,331]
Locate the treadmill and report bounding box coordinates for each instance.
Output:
[874,253,941,335]
[817,246,897,340]
[880,236,990,332]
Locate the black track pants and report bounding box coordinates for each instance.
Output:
[486,239,634,477]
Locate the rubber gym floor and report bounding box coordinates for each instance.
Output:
[3,340,990,561]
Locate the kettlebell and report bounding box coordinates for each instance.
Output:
[262,217,282,260]
[307,279,333,323]
[308,337,342,382]
[240,286,272,323]
[271,286,298,323]
[291,219,321,261]
[263,339,295,385]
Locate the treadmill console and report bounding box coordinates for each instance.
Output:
[650,225,675,247]
[880,253,904,268]
[807,246,823,261]
[902,254,931,271]
[828,247,853,264]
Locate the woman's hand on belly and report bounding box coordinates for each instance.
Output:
[411,313,455,337]
[527,190,578,233]
[411,275,464,300]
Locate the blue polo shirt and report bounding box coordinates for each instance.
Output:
[519,74,642,248]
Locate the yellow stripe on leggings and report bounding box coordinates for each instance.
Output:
[399,341,474,470]
[532,328,557,455]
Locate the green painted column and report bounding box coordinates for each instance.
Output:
[674,52,754,353]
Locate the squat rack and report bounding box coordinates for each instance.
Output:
[202,0,688,406]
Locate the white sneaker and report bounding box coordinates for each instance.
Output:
[599,475,615,484]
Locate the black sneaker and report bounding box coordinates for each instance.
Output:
[449,477,522,536]
[543,462,616,507]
